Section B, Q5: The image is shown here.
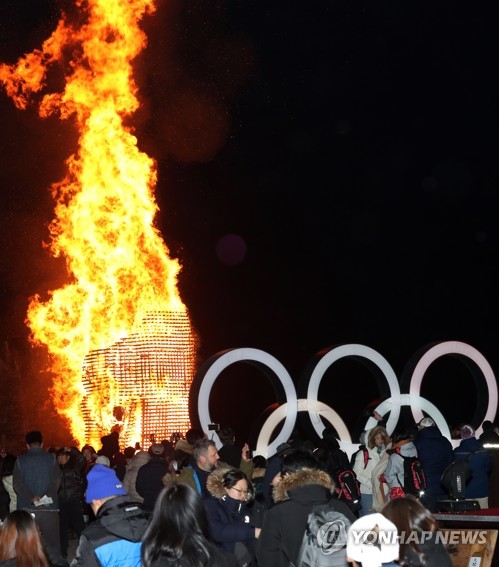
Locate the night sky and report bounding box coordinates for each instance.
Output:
[0,1,498,446]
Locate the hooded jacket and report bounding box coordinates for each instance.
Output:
[122,451,150,503]
[135,454,169,511]
[454,437,492,498]
[414,426,453,496]
[256,468,356,567]
[71,495,149,567]
[204,463,256,553]
[353,426,389,495]
[383,440,418,490]
[59,456,85,504]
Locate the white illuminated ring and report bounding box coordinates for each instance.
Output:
[197,348,297,456]
[373,393,457,444]
[409,341,498,437]
[306,344,401,437]
[255,399,353,458]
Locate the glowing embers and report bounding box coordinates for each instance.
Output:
[81,311,196,449]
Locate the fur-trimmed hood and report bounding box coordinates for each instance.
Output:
[206,462,239,499]
[174,439,194,455]
[367,425,390,449]
[126,450,150,472]
[272,468,334,503]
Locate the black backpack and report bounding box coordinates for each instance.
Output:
[293,504,352,567]
[397,455,427,496]
[333,467,362,512]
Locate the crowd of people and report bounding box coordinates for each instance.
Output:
[0,417,496,567]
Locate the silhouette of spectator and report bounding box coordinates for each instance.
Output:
[135,443,169,512]
[479,420,499,507]
[56,448,86,561]
[218,428,243,469]
[454,424,492,508]
[413,417,453,512]
[479,420,499,449]
[260,442,292,509]
[251,455,267,502]
[13,430,67,566]
[98,431,120,465]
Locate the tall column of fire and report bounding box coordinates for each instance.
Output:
[0,0,197,448]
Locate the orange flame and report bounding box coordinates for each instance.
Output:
[0,0,196,446]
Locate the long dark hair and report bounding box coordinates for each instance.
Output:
[382,495,439,565]
[0,510,49,567]
[141,482,214,566]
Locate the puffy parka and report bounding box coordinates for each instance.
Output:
[71,495,149,566]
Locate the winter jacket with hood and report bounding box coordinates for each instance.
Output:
[204,463,257,554]
[383,440,418,490]
[71,495,149,567]
[136,455,169,511]
[59,456,85,504]
[122,451,150,503]
[353,426,389,495]
[454,436,492,498]
[413,426,453,496]
[256,467,356,567]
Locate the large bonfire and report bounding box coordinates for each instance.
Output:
[0,0,197,447]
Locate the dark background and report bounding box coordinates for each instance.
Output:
[0,1,497,448]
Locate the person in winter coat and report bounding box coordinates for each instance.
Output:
[251,455,267,504]
[141,482,237,567]
[453,424,492,508]
[71,464,149,566]
[135,444,169,512]
[13,430,66,567]
[81,446,97,476]
[383,495,452,567]
[256,448,356,567]
[57,449,86,560]
[164,439,254,499]
[315,427,351,477]
[205,464,261,566]
[413,417,454,512]
[353,425,390,516]
[122,450,150,503]
[383,429,418,500]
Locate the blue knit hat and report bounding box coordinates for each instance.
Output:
[85,464,127,503]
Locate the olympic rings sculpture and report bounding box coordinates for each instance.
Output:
[189,341,498,458]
